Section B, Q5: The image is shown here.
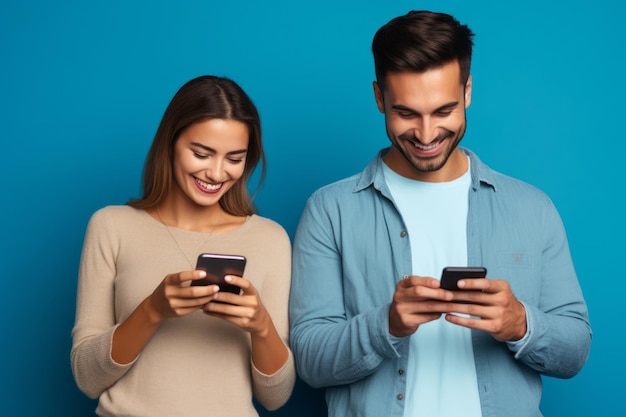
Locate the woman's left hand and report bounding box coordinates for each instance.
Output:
[202,275,271,336]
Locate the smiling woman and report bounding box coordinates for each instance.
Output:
[171,119,249,209]
[70,76,295,417]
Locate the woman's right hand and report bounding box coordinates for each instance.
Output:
[147,270,220,322]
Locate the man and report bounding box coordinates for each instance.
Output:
[289,10,591,417]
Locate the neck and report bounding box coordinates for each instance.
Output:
[155,201,224,233]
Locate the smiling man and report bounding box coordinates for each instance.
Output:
[289,10,591,417]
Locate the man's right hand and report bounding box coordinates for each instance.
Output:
[388,275,454,337]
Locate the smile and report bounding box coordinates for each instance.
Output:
[195,178,223,193]
[411,140,440,151]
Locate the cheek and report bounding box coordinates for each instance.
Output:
[227,163,247,181]
[446,112,467,131]
[385,117,412,136]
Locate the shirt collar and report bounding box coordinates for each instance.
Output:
[354,147,498,193]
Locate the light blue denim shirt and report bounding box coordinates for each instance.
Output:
[289,147,591,417]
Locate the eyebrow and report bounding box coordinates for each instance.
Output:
[391,101,460,115]
[190,142,248,155]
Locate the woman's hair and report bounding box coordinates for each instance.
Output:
[128,75,265,216]
[372,10,475,90]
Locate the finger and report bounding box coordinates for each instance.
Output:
[398,275,440,289]
[460,278,513,296]
[444,313,482,329]
[448,289,489,305]
[204,300,251,318]
[397,285,454,302]
[166,270,206,286]
[457,277,493,291]
[212,290,260,309]
[224,275,250,291]
[172,293,217,308]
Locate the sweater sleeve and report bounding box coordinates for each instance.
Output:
[250,222,296,410]
[70,209,136,398]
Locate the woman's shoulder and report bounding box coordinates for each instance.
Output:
[246,215,290,241]
[88,205,148,228]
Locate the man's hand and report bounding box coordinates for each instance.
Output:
[388,275,454,337]
[444,278,527,341]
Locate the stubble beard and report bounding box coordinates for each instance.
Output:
[394,123,466,173]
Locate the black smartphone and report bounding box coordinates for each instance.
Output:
[193,253,247,294]
[440,266,487,291]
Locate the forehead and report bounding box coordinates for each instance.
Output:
[177,118,250,149]
[382,61,465,108]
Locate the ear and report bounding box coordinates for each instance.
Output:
[464,75,472,108]
[373,81,385,113]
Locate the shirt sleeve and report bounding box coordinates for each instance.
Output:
[70,209,135,398]
[289,193,402,389]
[506,202,592,378]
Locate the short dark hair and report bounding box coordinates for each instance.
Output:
[128,75,265,216]
[372,10,474,89]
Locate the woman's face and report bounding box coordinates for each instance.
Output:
[172,118,249,208]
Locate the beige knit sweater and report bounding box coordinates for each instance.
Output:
[71,206,295,416]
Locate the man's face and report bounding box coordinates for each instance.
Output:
[374,60,472,182]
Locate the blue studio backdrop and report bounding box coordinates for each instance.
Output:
[1,1,622,415]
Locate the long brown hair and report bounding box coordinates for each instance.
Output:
[128,75,265,216]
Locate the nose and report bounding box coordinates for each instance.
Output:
[412,117,437,144]
[422,117,440,144]
[205,156,226,182]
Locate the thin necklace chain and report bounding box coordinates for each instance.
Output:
[155,206,223,269]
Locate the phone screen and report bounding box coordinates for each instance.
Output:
[193,253,247,294]
[440,266,487,291]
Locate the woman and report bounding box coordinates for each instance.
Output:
[71,76,295,416]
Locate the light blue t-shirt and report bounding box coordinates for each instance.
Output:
[384,159,481,417]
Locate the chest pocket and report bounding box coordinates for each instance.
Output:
[488,250,540,305]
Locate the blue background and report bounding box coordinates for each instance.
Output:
[1,0,622,415]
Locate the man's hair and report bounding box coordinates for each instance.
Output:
[372,10,475,89]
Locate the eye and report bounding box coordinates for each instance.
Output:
[435,111,452,117]
[193,151,210,159]
[227,157,244,164]
[397,111,416,119]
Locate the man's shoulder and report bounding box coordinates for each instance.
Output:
[311,172,362,197]
[308,151,384,202]
[490,169,551,200]
[466,149,551,202]
[475,160,555,211]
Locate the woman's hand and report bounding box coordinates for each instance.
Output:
[202,275,271,336]
[202,275,289,375]
[147,270,220,323]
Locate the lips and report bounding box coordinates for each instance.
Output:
[409,138,446,156]
[411,140,440,151]
[194,177,223,194]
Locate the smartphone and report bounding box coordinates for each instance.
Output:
[440,266,487,291]
[193,253,247,294]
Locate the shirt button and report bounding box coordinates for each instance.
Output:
[398,368,405,375]
[400,231,407,237]
[397,394,404,400]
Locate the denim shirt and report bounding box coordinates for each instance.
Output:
[289,148,591,417]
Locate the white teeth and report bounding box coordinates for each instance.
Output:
[196,178,221,190]
[412,140,439,151]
